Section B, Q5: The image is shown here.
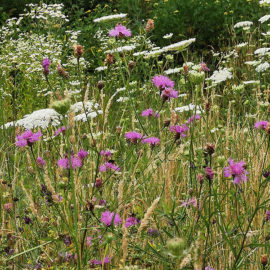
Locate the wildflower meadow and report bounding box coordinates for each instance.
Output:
[0,1,270,269]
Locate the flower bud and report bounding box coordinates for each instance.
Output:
[128,61,135,70]
[145,19,154,32]
[105,53,114,65]
[4,203,13,212]
[74,45,83,59]
[95,178,102,188]
[97,80,104,90]
[51,98,71,115]
[261,254,268,267]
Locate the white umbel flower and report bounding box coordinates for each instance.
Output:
[234,21,253,29]
[208,68,232,84]
[259,14,270,23]
[162,38,196,52]
[254,47,270,55]
[95,66,108,72]
[93,13,127,23]
[236,42,248,48]
[174,104,204,114]
[164,67,182,75]
[260,0,270,6]
[105,45,136,54]
[163,33,173,39]
[255,62,270,72]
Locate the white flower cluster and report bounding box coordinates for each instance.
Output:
[174,104,204,114]
[234,21,253,29]
[208,68,232,84]
[93,14,127,23]
[254,47,270,56]
[260,0,270,6]
[3,101,102,130]
[255,62,270,73]
[259,14,270,23]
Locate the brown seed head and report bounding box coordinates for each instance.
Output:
[145,19,154,32]
[106,53,114,65]
[74,45,83,59]
[261,254,268,266]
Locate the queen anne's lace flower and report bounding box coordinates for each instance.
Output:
[93,13,127,23]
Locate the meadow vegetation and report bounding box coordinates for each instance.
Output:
[0,1,270,269]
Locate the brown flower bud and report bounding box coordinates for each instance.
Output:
[95,178,102,188]
[105,53,114,65]
[183,65,189,75]
[57,64,69,79]
[145,19,154,32]
[97,80,104,90]
[205,102,211,112]
[74,45,83,59]
[188,188,193,195]
[91,139,97,147]
[204,143,215,156]
[116,126,122,134]
[4,203,13,212]
[197,174,204,184]
[164,119,171,127]
[86,200,94,211]
[265,123,270,134]
[261,254,268,266]
[82,133,88,140]
[128,60,135,70]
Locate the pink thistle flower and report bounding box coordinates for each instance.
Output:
[152,75,175,89]
[254,120,268,129]
[36,157,46,167]
[99,165,107,172]
[109,24,131,37]
[90,256,111,266]
[205,167,214,180]
[57,156,82,169]
[55,126,69,136]
[100,210,122,226]
[142,137,160,146]
[161,88,178,100]
[141,108,160,118]
[104,162,120,172]
[42,58,50,75]
[266,210,270,222]
[170,124,189,139]
[200,62,210,72]
[16,130,42,148]
[78,149,88,160]
[99,162,120,172]
[181,197,197,208]
[125,216,140,227]
[125,131,143,144]
[100,150,112,157]
[223,158,248,185]
[4,203,13,212]
[187,114,200,124]
[86,236,92,247]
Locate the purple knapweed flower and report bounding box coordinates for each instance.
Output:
[265,211,270,222]
[254,120,268,130]
[86,236,92,247]
[4,203,13,212]
[78,149,88,160]
[187,114,200,124]
[161,88,178,100]
[263,171,270,178]
[152,75,175,89]
[55,126,69,136]
[147,227,159,237]
[142,137,160,146]
[125,216,140,228]
[170,124,189,139]
[205,266,216,270]
[200,62,210,72]
[141,108,160,118]
[90,256,111,266]
[100,150,112,157]
[16,130,42,148]
[125,131,143,144]
[42,58,50,75]
[205,167,214,180]
[100,210,122,226]
[223,158,248,185]
[181,197,197,208]
[109,24,131,37]
[36,157,46,167]
[57,156,82,169]
[105,162,120,172]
